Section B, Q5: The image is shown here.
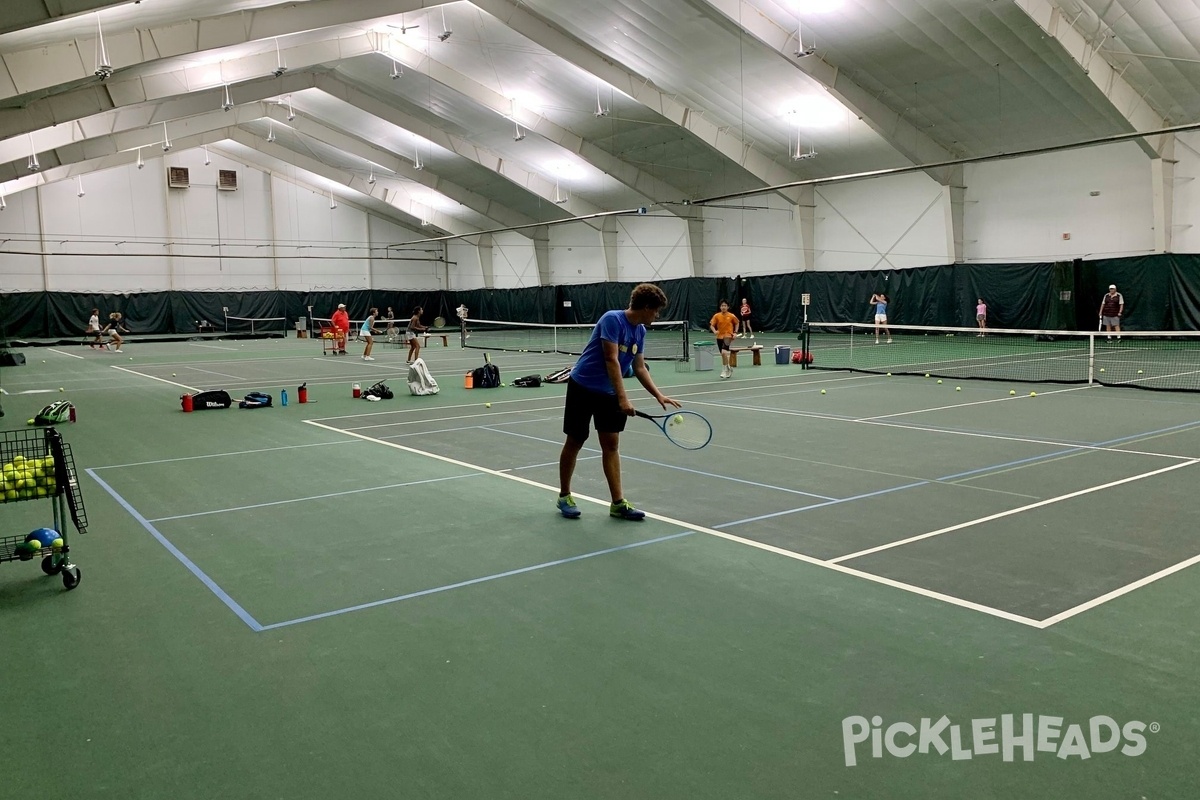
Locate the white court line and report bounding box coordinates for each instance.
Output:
[828,458,1200,564]
[47,348,85,360]
[94,439,355,470]
[1038,551,1200,627]
[109,364,198,392]
[184,365,245,380]
[187,342,240,351]
[859,384,1091,421]
[303,417,1044,628]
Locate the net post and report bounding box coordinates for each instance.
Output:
[1087,330,1095,384]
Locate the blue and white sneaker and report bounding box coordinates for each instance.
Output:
[609,499,645,521]
[556,495,582,519]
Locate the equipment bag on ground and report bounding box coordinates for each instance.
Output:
[512,374,542,388]
[189,390,233,410]
[364,381,394,400]
[471,360,501,389]
[31,400,74,425]
[238,392,272,409]
[407,358,440,396]
[543,366,572,384]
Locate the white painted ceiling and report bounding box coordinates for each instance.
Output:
[0,0,1197,236]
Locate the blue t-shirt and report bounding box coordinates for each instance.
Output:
[875,301,887,315]
[571,310,646,394]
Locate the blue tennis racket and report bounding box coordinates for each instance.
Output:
[635,410,712,450]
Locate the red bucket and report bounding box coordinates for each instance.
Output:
[181,393,194,412]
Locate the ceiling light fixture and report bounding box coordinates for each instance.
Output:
[77,176,86,198]
[136,147,144,169]
[390,57,403,80]
[553,176,569,204]
[161,122,172,152]
[266,121,276,143]
[222,83,234,112]
[413,145,423,170]
[286,96,296,121]
[438,8,453,41]
[0,190,7,211]
[272,38,288,77]
[203,145,211,166]
[329,190,337,210]
[794,19,816,58]
[594,85,609,117]
[791,142,817,161]
[368,166,376,185]
[94,14,113,80]
[27,134,39,172]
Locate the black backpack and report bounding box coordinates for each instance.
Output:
[472,362,501,389]
[365,381,394,400]
[512,374,542,388]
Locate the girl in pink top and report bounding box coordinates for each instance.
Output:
[975,299,987,336]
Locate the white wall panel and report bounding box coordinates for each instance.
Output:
[492,231,538,288]
[704,194,802,276]
[447,240,484,290]
[271,175,370,289]
[814,172,950,271]
[0,188,44,291]
[964,142,1153,262]
[615,216,691,281]
[548,222,606,284]
[1172,132,1200,254]
[367,215,443,290]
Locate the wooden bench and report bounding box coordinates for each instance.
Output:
[728,344,763,367]
[420,333,450,347]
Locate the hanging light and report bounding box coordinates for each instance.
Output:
[161,122,172,152]
[272,38,288,77]
[390,57,403,80]
[286,96,296,121]
[77,176,86,197]
[594,84,609,117]
[794,18,816,58]
[94,14,113,80]
[222,84,234,112]
[438,8,453,42]
[0,190,7,211]
[329,190,337,210]
[27,134,39,172]
[266,121,276,143]
[367,166,376,185]
[203,145,212,166]
[136,147,144,169]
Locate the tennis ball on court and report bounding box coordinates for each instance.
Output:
[485,403,491,408]
[886,372,892,377]
[1099,367,1105,373]
[26,419,34,426]
[1009,390,1016,396]
[129,356,133,360]
[924,373,930,378]
[820,389,826,395]
[58,387,64,392]
[956,386,961,392]
[172,373,177,377]
[937,379,943,385]
[1030,391,1037,397]
[42,360,46,363]
[1137,369,1144,374]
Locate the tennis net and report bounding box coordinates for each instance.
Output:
[463,318,690,361]
[802,322,1200,392]
[223,315,286,336]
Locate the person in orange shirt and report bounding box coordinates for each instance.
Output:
[709,299,740,380]
[331,303,350,355]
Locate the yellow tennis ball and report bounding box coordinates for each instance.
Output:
[1009,390,1016,396]
[820,389,826,395]
[58,387,64,392]
[485,403,491,408]
[672,414,683,425]
[937,379,943,385]
[924,373,930,378]
[955,386,961,391]
[1099,367,1105,373]
[1137,369,1143,375]
[886,372,892,377]
[1030,391,1037,397]
[172,373,177,377]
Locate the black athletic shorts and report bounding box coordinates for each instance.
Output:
[563,378,627,442]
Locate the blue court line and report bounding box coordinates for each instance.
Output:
[85,468,264,631]
[257,531,695,631]
[148,473,480,522]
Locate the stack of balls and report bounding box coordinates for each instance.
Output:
[0,455,56,503]
[14,527,64,560]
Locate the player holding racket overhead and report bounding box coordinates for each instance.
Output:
[557,283,680,520]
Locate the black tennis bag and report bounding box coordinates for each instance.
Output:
[364,381,394,400]
[543,366,572,384]
[472,362,501,389]
[512,374,542,388]
[192,390,233,410]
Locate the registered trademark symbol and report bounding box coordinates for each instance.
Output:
[1149,722,1161,733]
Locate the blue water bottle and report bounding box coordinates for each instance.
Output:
[281,389,288,406]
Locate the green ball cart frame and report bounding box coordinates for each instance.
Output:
[0,427,89,590]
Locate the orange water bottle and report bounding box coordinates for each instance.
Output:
[464,372,473,389]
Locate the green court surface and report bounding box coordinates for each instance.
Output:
[1,333,1198,799]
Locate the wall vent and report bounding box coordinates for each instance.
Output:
[167,166,190,188]
[217,169,238,191]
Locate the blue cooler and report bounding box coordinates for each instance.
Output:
[775,345,791,365]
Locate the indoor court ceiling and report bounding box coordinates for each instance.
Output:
[0,0,1197,237]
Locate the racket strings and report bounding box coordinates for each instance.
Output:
[664,414,711,449]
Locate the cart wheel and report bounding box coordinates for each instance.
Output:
[62,567,81,590]
[41,555,62,575]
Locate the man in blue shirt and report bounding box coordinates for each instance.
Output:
[557,283,681,520]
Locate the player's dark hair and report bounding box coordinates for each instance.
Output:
[413,306,423,315]
[630,283,667,311]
